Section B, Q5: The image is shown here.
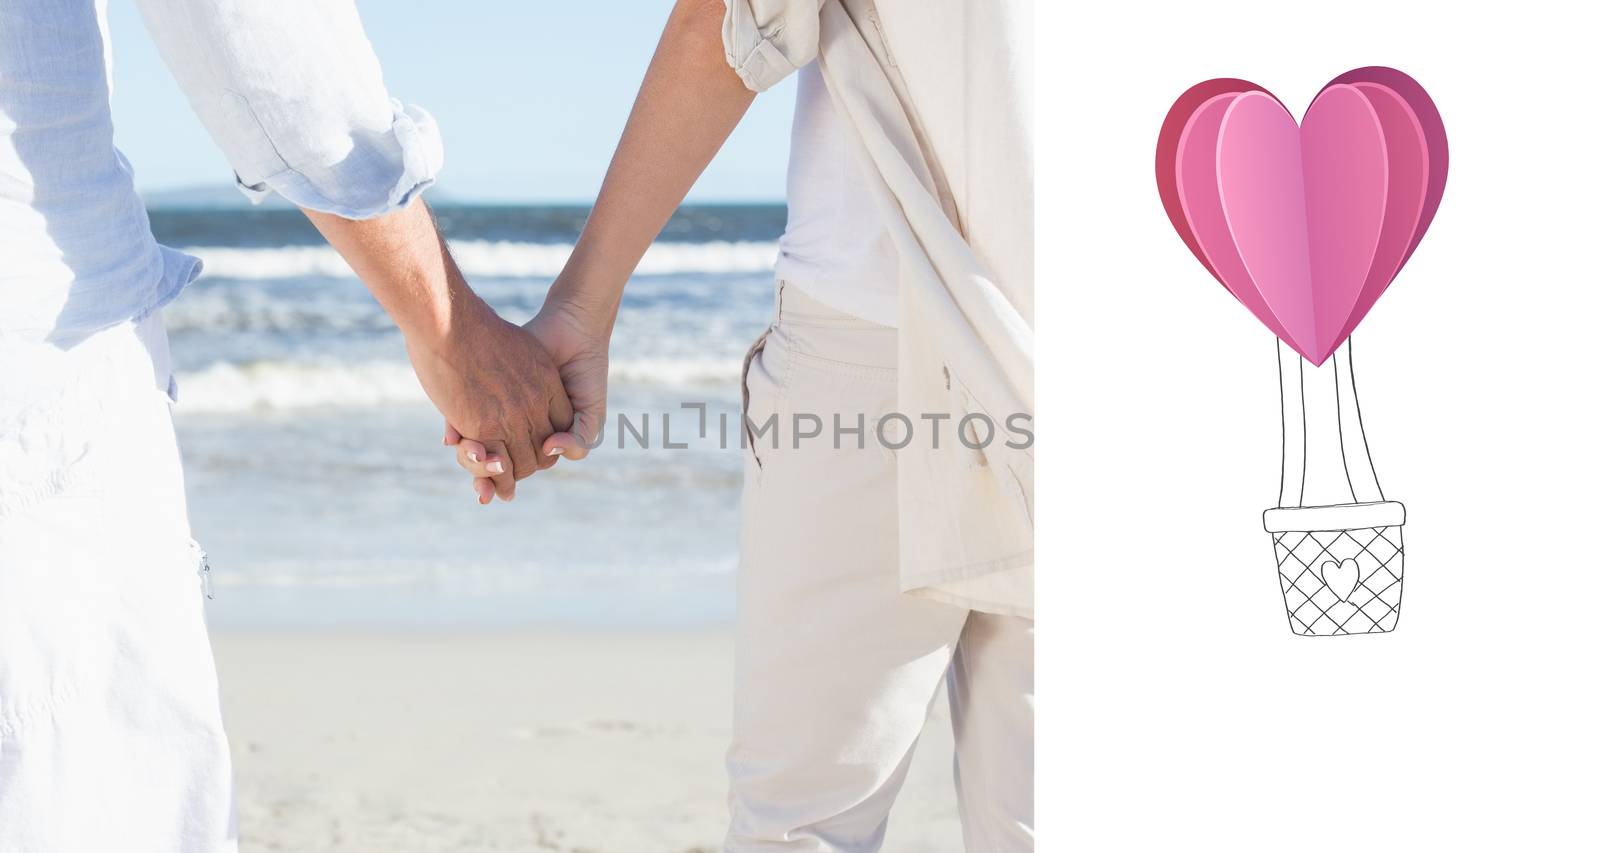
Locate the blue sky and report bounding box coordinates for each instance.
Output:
[106,1,794,202]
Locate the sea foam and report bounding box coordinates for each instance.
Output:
[182,240,779,280]
[175,357,743,413]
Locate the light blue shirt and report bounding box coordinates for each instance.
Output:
[0,0,442,345]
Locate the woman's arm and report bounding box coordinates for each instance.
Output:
[512,0,759,467]
[549,0,756,330]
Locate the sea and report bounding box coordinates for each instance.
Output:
[150,203,784,627]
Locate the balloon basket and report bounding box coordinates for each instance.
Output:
[1264,501,1406,636]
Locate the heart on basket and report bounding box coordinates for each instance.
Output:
[1155,67,1448,365]
[1320,558,1362,602]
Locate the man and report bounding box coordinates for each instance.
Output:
[451,0,1035,847]
[0,1,568,849]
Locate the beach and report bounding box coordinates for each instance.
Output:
[152,203,962,849]
[214,629,962,852]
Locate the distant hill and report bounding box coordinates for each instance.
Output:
[140,184,295,210]
[140,184,779,212]
[140,184,476,211]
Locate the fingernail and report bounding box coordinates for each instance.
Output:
[468,451,480,463]
[487,460,505,474]
[548,446,565,457]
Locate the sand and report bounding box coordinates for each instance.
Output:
[212,629,962,852]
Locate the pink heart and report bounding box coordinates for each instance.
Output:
[1156,78,1275,282]
[1325,67,1451,268]
[1156,68,1447,365]
[1175,92,1295,345]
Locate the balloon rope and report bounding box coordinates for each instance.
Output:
[1277,339,1307,508]
[1332,338,1385,503]
[1278,337,1385,510]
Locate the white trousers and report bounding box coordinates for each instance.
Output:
[727,284,1034,851]
[0,317,236,852]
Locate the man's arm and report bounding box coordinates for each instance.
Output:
[136,0,570,499]
[135,0,442,218]
[305,200,571,500]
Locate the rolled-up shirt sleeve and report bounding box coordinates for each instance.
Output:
[134,0,442,219]
[722,0,823,92]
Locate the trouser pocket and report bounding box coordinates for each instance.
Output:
[740,327,776,471]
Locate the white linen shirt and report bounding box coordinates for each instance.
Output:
[774,62,900,328]
[0,0,442,345]
[724,0,1036,616]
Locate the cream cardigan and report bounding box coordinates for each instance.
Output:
[724,0,1035,617]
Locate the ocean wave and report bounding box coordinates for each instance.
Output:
[175,357,742,413]
[177,360,426,411]
[181,239,779,280]
[207,554,739,592]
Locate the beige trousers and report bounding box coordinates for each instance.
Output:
[726,283,1034,851]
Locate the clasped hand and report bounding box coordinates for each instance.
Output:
[425,294,612,504]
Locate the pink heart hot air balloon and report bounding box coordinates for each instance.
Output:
[1155,67,1448,365]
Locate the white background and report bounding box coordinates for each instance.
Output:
[1036,1,1599,849]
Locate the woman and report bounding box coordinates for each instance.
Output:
[448,0,1035,848]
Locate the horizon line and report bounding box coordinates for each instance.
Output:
[140,185,785,209]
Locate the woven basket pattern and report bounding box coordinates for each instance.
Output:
[1273,525,1404,635]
